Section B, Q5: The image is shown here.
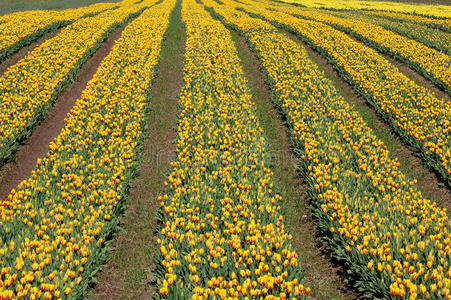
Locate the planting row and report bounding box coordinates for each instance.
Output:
[331,11,451,55]
[360,10,451,34]
[236,0,451,187]
[0,0,153,166]
[155,0,307,298]
[0,0,174,298]
[205,0,450,298]
[273,0,451,18]
[272,5,451,94]
[0,1,119,62]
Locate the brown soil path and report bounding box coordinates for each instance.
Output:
[224,20,358,300]
[87,1,184,299]
[281,28,451,212]
[0,21,134,200]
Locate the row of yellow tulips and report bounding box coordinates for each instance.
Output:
[205,0,450,298]
[361,10,451,34]
[274,0,451,19]
[0,3,103,22]
[0,0,152,166]
[0,1,119,22]
[327,10,451,55]
[235,0,451,187]
[0,0,173,298]
[0,1,119,62]
[270,5,451,95]
[155,0,307,298]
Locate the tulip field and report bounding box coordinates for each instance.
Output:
[0,0,449,298]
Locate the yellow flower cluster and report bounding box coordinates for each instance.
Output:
[0,1,118,62]
[364,10,451,33]
[274,0,451,18]
[0,0,173,298]
[205,0,450,298]
[331,11,451,55]
[0,1,115,24]
[156,0,308,298]
[0,0,151,165]
[236,0,451,186]
[274,6,451,94]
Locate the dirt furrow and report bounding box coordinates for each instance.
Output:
[0,20,134,200]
